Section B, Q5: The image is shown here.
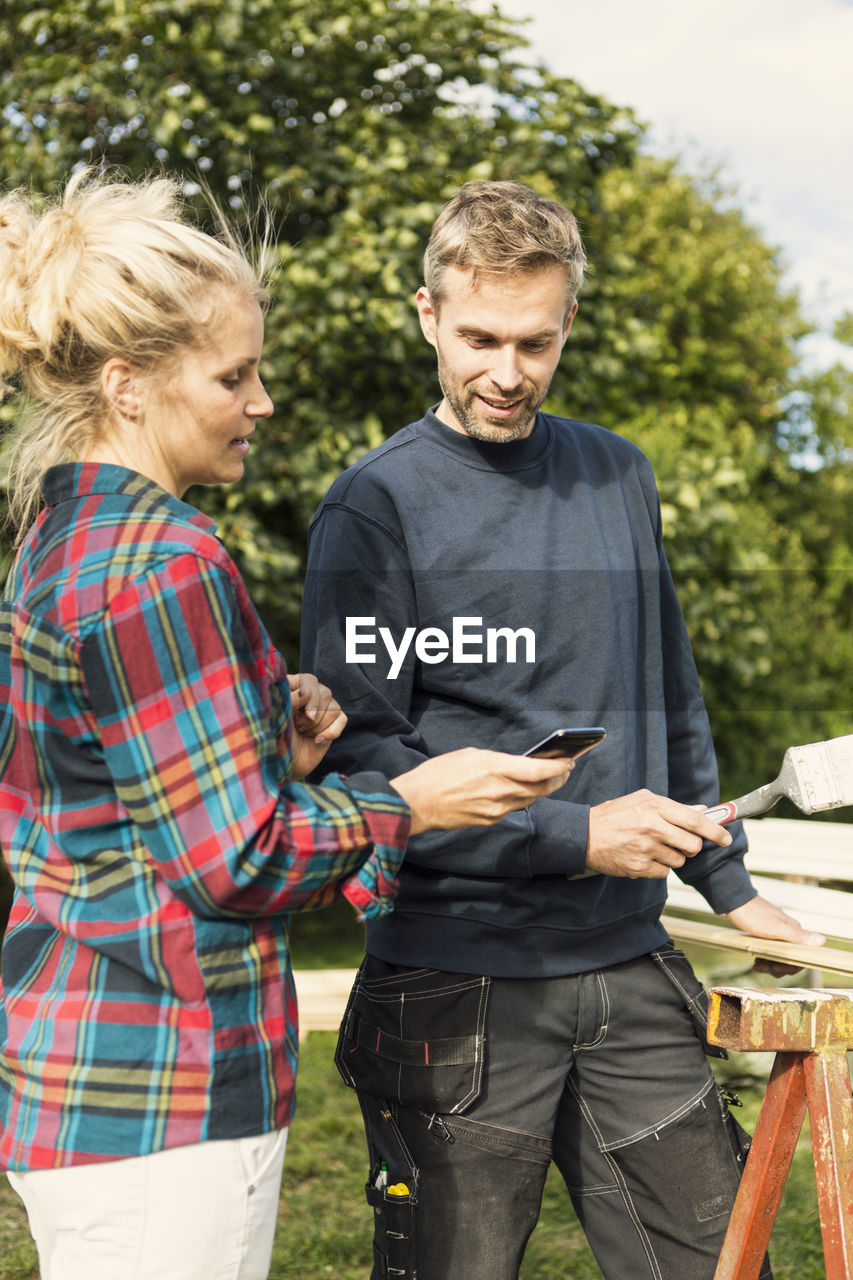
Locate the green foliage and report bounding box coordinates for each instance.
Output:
[289,898,366,970]
[2,0,852,796]
[0,0,641,645]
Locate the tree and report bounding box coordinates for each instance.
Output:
[1,0,640,627]
[2,0,851,800]
[547,155,853,796]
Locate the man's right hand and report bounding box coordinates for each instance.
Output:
[392,748,572,835]
[586,789,732,878]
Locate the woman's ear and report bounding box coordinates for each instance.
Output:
[100,357,142,421]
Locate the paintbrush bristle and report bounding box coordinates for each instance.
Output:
[781,733,853,813]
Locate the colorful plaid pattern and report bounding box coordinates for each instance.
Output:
[0,463,410,1170]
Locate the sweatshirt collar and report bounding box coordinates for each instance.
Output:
[419,407,554,471]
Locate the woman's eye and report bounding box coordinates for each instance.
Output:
[221,377,240,389]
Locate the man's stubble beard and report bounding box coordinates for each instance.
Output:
[435,350,546,444]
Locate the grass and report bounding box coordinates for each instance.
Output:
[0,924,837,1278]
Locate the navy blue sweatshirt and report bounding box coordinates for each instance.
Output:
[300,410,755,977]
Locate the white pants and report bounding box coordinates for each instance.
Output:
[7,1128,288,1280]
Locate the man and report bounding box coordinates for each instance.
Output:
[300,181,820,1279]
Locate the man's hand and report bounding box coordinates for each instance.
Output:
[726,894,826,947]
[727,894,826,976]
[586,789,733,879]
[287,673,347,780]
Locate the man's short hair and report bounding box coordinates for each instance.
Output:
[423,181,586,313]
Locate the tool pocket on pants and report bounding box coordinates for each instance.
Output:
[365,1176,417,1278]
[335,956,490,1114]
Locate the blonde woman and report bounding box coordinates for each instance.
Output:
[0,171,570,1280]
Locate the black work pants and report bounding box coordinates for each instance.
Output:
[336,945,772,1280]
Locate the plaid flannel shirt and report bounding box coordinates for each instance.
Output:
[0,463,410,1170]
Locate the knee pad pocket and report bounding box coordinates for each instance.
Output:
[609,1094,771,1275]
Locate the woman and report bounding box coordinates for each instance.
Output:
[0,171,570,1280]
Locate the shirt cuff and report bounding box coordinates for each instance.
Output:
[526,799,591,876]
[337,771,412,920]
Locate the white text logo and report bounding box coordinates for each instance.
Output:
[345,616,536,680]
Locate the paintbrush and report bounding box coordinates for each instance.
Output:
[704,733,853,825]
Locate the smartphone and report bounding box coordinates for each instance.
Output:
[524,727,606,760]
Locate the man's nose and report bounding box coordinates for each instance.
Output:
[488,346,523,391]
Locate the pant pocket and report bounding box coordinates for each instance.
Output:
[650,943,728,1059]
[335,957,490,1114]
[235,1128,289,1193]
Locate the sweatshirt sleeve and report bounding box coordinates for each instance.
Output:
[79,553,411,921]
[302,500,591,877]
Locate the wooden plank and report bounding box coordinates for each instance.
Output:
[661,916,853,976]
[665,877,853,941]
[293,968,356,1040]
[802,1049,853,1276]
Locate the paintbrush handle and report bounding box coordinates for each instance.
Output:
[704,778,785,825]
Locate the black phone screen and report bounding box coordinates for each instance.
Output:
[524,727,606,759]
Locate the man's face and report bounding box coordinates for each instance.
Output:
[416,264,576,443]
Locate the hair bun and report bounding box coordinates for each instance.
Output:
[26,204,89,355]
[0,193,41,383]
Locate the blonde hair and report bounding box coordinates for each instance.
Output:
[0,169,267,535]
[423,180,586,312]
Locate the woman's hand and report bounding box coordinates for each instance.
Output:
[391,748,573,835]
[287,673,347,780]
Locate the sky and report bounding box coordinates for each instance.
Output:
[491,0,853,368]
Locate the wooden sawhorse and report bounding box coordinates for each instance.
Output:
[707,986,853,1279]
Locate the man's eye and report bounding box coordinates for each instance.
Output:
[221,377,240,389]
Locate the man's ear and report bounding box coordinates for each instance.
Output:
[415,286,439,347]
[100,357,142,421]
[561,300,579,347]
